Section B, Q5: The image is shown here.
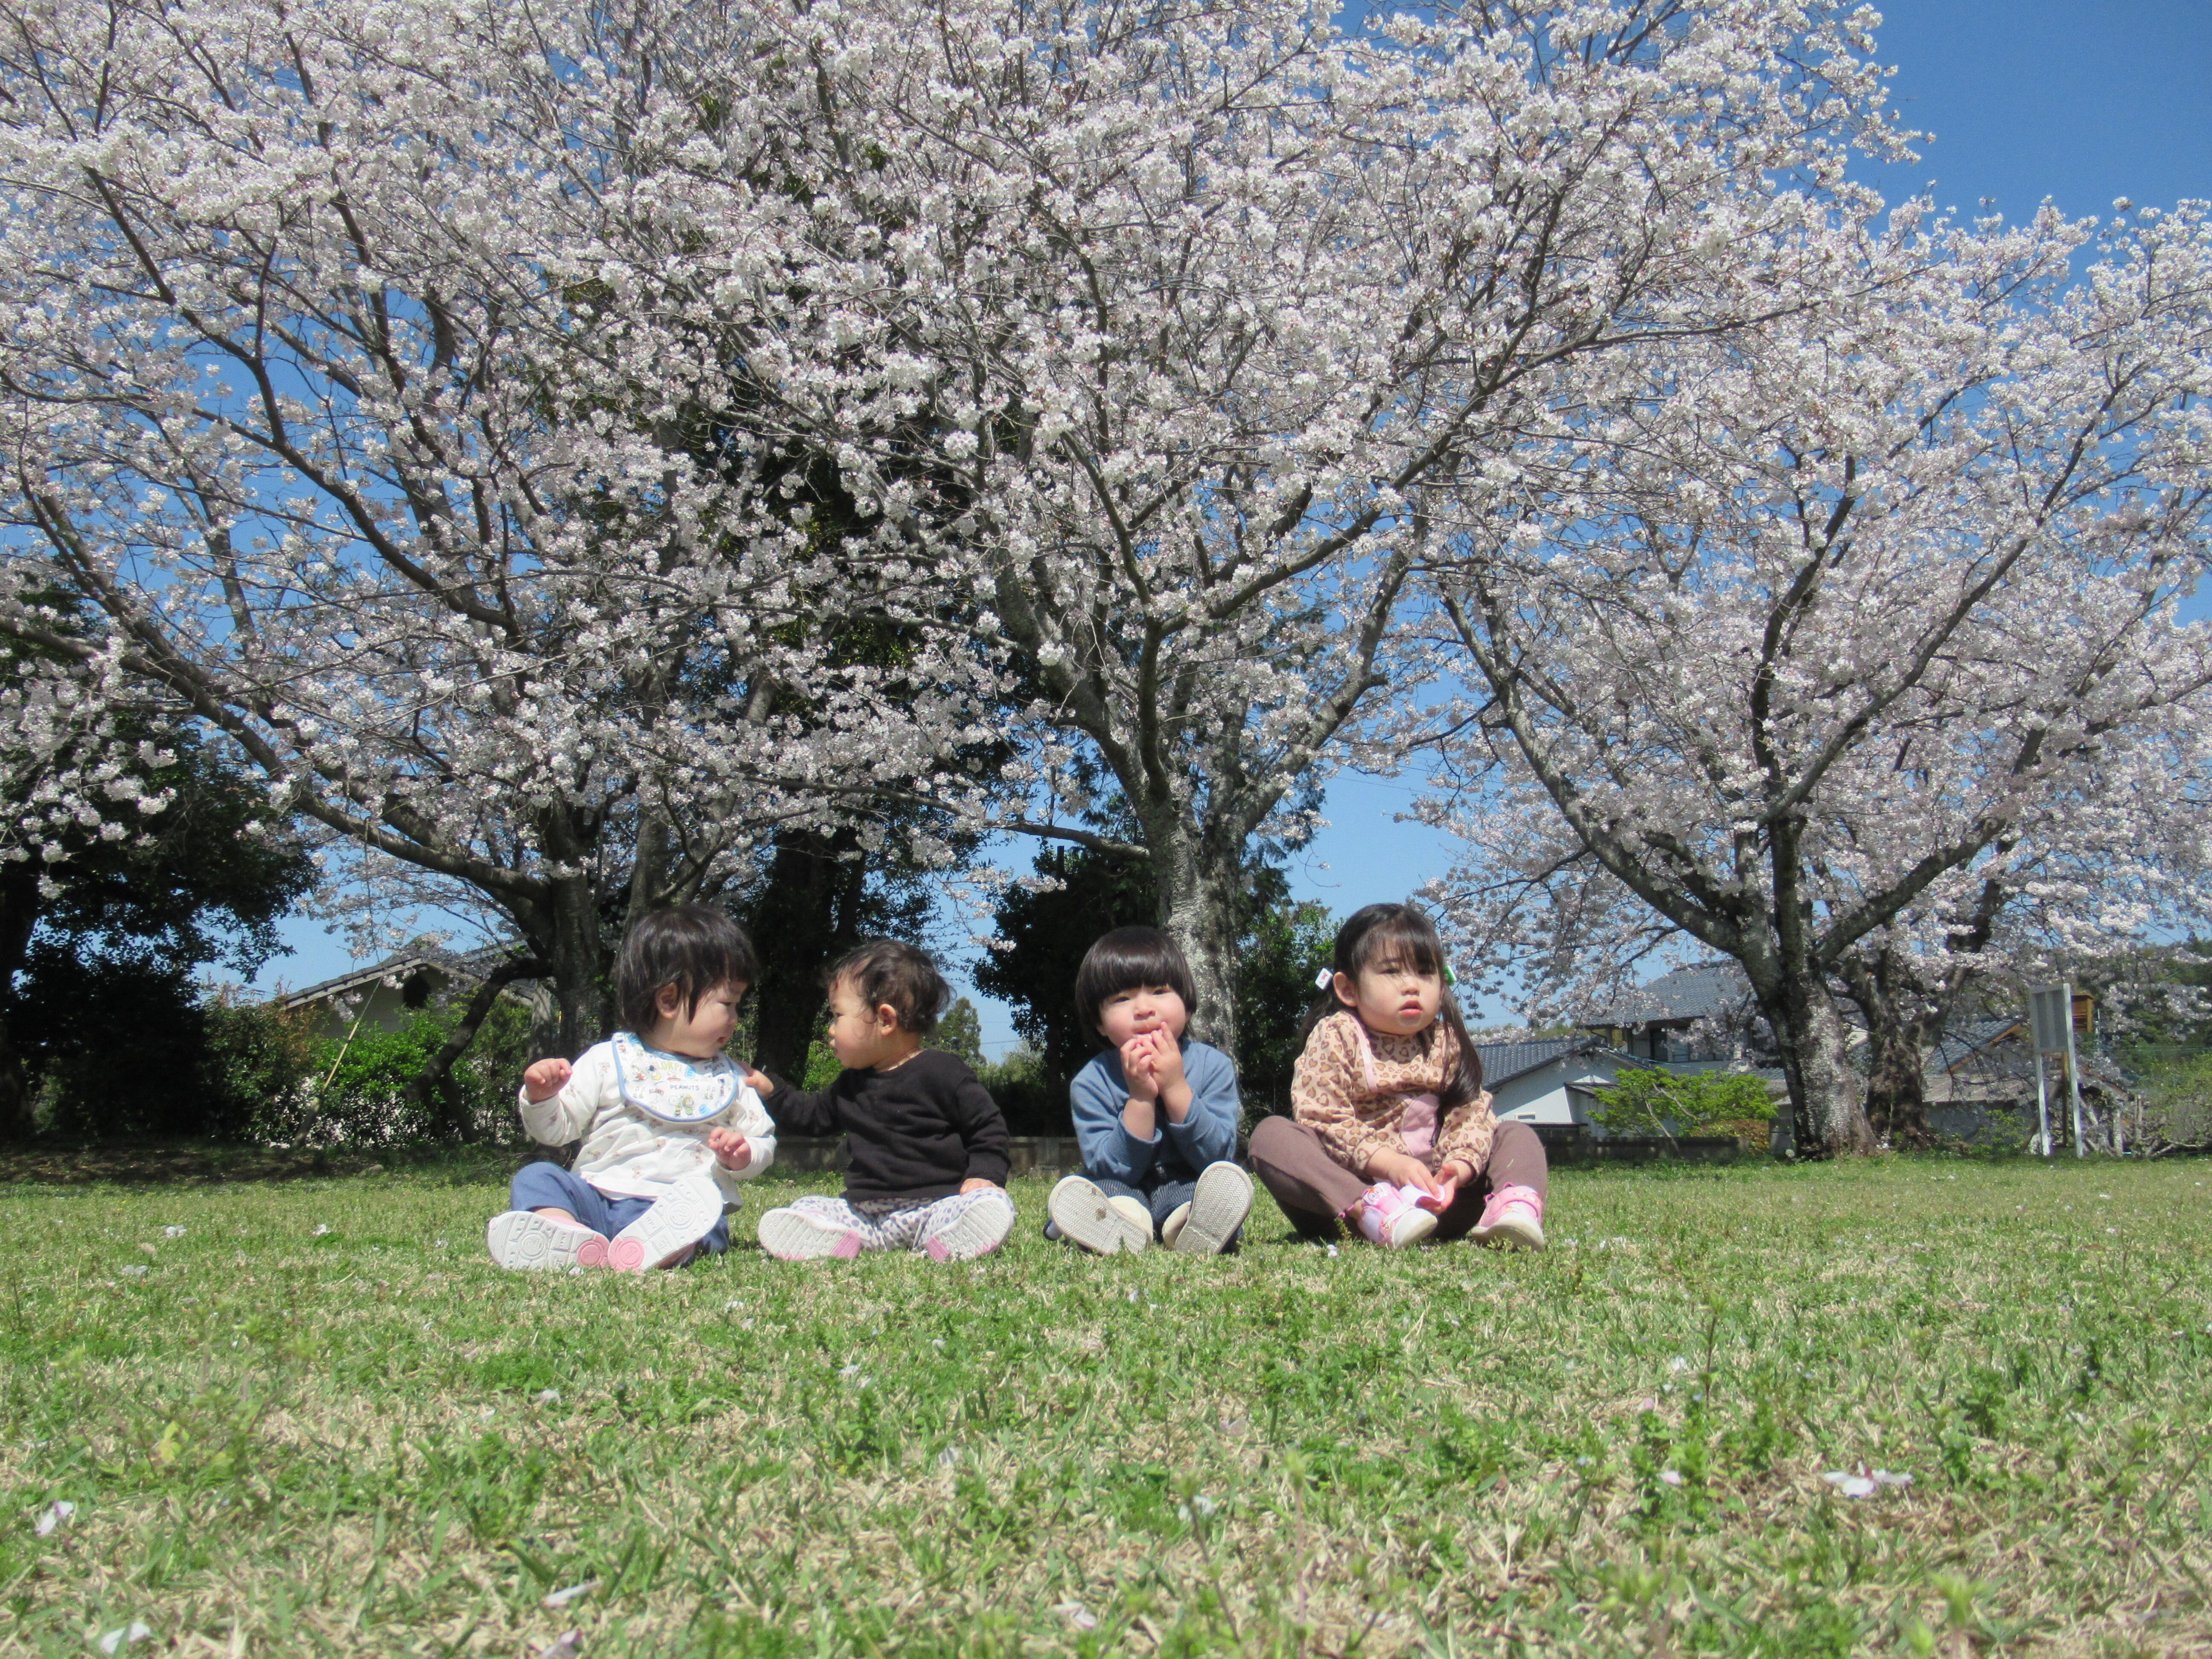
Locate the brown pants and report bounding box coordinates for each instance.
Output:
[1249,1116,1548,1243]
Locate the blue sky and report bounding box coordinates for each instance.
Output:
[236,0,2212,1051]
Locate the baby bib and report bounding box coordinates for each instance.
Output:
[609,1032,742,1124]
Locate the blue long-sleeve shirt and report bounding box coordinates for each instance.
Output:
[1068,1039,1240,1187]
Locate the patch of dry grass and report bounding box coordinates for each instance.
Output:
[1,1155,2207,1656]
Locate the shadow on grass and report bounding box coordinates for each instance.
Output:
[0,1139,532,1187]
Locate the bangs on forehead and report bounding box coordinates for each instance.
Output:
[1350,913,1445,976]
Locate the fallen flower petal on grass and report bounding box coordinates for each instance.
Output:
[1658,1469,1684,1487]
[311,1224,331,1237]
[541,1579,600,1609]
[163,1226,186,1238]
[98,1624,152,1654]
[1054,1604,1098,1632]
[1872,1470,1914,1488]
[32,1500,75,1536]
[538,1629,583,1658]
[1822,1472,1877,1498]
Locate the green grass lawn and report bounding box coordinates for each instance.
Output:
[1,1154,2207,1657]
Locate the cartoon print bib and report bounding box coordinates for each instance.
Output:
[609,1032,741,1124]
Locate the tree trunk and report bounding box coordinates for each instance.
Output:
[0,864,42,1141]
[1762,975,1877,1158]
[746,827,868,1078]
[1863,1018,1936,1148]
[1151,822,1246,1059]
[1835,946,1955,1149]
[543,873,607,1056]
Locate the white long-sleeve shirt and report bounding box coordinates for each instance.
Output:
[517,1034,776,1207]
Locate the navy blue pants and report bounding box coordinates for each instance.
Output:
[509,1161,733,1256]
[1090,1173,1198,1236]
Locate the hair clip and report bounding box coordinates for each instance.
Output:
[1313,967,1336,992]
[1444,962,1458,987]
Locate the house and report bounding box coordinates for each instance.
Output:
[1921,997,2121,1146]
[276,942,543,1044]
[1578,962,1751,1062]
[1475,1035,1653,1132]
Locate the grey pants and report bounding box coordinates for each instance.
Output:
[1249,1117,1548,1242]
[786,1189,1016,1254]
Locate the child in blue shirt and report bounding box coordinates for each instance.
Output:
[1047,926,1252,1255]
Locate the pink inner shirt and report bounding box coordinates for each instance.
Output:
[1352,1020,1441,1156]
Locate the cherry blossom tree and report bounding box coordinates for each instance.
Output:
[795,0,1906,1049]
[0,0,1001,1047]
[1422,203,2212,1155]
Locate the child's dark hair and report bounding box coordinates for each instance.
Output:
[1074,926,1199,1047]
[829,938,949,1034]
[615,904,759,1033]
[1301,902,1484,1112]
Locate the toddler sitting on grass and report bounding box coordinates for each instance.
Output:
[748,940,1016,1262]
[486,905,775,1273]
[1046,926,1252,1255]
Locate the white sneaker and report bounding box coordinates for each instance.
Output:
[1356,1183,1438,1249]
[1048,1176,1151,1255]
[486,1211,609,1272]
[606,1176,723,1272]
[924,1191,1016,1262]
[1170,1162,1252,1255]
[1471,1185,1546,1251]
[757,1207,862,1261]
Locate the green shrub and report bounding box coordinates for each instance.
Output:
[2122,1048,2212,1151]
[1589,1066,1776,1146]
[257,995,536,1148]
[977,1044,1066,1138]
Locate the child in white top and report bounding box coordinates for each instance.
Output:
[486,905,775,1273]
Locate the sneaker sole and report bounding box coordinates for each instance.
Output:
[486,1211,608,1272]
[925,1194,1016,1262]
[1474,1215,1545,1251]
[1170,1163,1252,1255]
[1388,1207,1440,1249]
[757,1209,864,1261]
[1048,1178,1149,1256]
[607,1177,724,1273]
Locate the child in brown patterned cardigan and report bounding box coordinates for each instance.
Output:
[1250,903,1548,1249]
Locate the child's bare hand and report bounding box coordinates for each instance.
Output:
[1141,1029,1186,1090]
[1367,1150,1444,1198]
[741,1067,774,1095]
[708,1127,751,1170]
[522,1057,571,1103]
[958,1177,999,1195]
[1119,1037,1160,1101]
[1432,1158,1476,1207]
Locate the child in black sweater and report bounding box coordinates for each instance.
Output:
[747,940,1015,1262]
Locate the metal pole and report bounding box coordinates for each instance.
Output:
[2034,1046,2052,1158]
[2062,980,2087,1158]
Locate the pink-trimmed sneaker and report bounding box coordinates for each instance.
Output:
[486,1211,610,1272]
[757,1207,864,1261]
[1356,1183,1438,1249]
[1472,1184,1545,1251]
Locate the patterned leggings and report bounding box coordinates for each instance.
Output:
[786,1188,1016,1253]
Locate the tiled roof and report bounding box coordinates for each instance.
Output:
[1927,1016,2027,1075]
[1583,962,1749,1026]
[276,941,536,1007]
[1476,1035,1605,1086]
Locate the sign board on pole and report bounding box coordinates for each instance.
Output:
[2029,985,2072,1054]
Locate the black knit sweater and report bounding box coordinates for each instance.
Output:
[763,1048,1011,1201]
